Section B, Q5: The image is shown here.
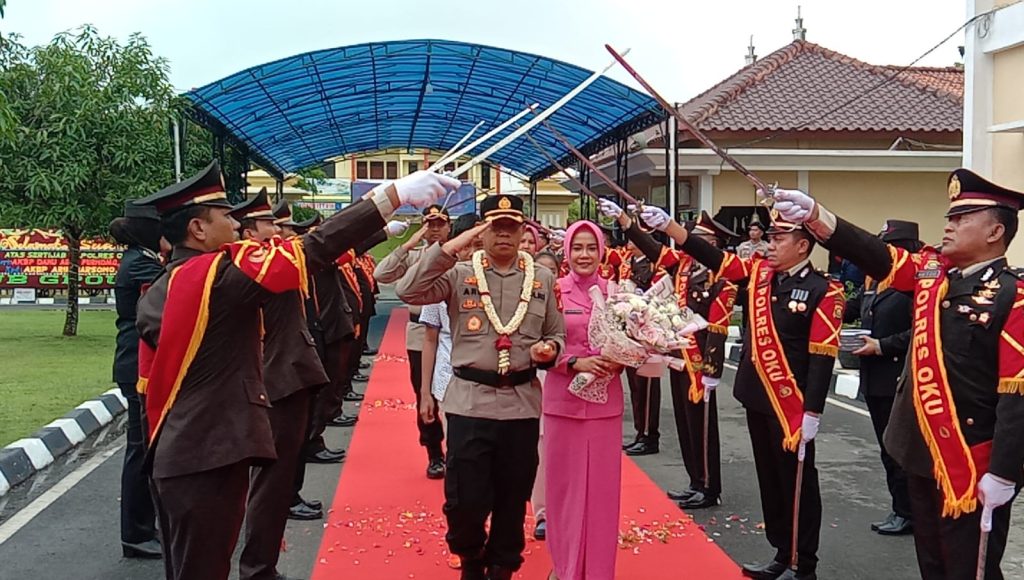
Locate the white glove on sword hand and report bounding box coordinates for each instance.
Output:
[392,170,462,209]
[769,188,816,224]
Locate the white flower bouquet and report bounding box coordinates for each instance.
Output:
[569,276,708,403]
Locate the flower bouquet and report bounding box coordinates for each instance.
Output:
[568,276,708,403]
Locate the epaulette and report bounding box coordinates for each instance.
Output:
[1006,266,1024,280]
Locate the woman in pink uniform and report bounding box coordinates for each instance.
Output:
[543,220,624,580]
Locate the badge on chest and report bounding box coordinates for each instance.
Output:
[787,288,809,313]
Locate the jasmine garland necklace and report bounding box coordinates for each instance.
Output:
[471,249,535,375]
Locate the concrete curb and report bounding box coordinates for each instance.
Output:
[0,387,127,497]
[727,341,863,401]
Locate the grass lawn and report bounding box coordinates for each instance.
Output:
[368,224,421,262]
[0,309,118,447]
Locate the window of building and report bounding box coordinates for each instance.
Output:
[386,161,398,180]
[320,162,336,178]
[407,161,419,175]
[356,161,368,179]
[369,161,385,179]
[480,164,491,190]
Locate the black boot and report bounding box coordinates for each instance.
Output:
[741,560,788,580]
[460,558,487,580]
[487,565,514,580]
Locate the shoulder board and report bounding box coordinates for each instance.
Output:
[1006,266,1024,281]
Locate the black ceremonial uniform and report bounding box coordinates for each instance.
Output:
[625,217,735,504]
[622,248,662,450]
[813,170,1024,580]
[682,221,842,576]
[135,162,390,580]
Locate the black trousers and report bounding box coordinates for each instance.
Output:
[154,461,250,580]
[444,414,539,571]
[865,394,912,518]
[668,370,721,495]
[746,409,821,573]
[626,368,660,443]
[306,339,353,454]
[908,474,1019,580]
[408,349,444,458]
[240,390,310,580]
[117,382,158,545]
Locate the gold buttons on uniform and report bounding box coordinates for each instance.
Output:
[259,394,266,401]
[771,296,778,303]
[966,418,974,426]
[941,300,951,309]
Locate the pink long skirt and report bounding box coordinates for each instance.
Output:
[543,414,622,580]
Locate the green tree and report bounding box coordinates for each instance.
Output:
[0,26,176,336]
[566,196,597,223]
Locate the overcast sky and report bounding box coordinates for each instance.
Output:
[1,0,967,103]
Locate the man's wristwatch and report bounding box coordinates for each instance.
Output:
[567,356,578,371]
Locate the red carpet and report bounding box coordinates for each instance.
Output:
[312,309,743,579]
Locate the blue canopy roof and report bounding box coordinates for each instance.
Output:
[185,39,661,180]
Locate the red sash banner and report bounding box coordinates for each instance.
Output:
[144,252,223,440]
[998,280,1024,394]
[748,260,805,451]
[909,250,977,518]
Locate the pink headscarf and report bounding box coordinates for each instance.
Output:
[525,225,540,252]
[562,220,607,293]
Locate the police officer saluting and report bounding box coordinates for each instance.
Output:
[397,194,565,580]
[773,169,1024,580]
[634,203,844,580]
[134,162,457,580]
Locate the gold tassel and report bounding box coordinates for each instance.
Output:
[782,430,801,452]
[809,342,838,357]
[136,377,149,395]
[997,378,1024,395]
[707,323,729,335]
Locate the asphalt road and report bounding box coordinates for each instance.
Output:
[1,302,1022,579]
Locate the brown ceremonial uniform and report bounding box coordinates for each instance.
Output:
[395,197,565,575]
[135,164,390,580]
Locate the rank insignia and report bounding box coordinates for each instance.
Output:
[462,299,478,310]
[948,175,961,200]
[465,276,478,286]
[981,267,995,283]
[957,304,972,314]
[466,315,482,332]
[533,280,542,289]
[498,197,512,209]
[984,278,1001,290]
[979,312,991,325]
[518,258,526,270]
[972,294,994,305]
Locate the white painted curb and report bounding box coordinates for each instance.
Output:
[7,439,55,470]
[76,400,112,426]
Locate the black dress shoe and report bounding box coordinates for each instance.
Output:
[487,565,513,580]
[306,449,346,464]
[876,514,913,536]
[624,440,659,456]
[328,414,358,427]
[460,558,487,580]
[352,373,370,382]
[298,496,323,511]
[667,488,698,501]
[122,539,162,559]
[678,491,721,510]
[359,361,370,370]
[777,570,815,580]
[363,347,378,356]
[741,560,788,579]
[343,391,365,402]
[870,511,896,532]
[533,519,546,540]
[288,502,323,521]
[274,573,304,580]
[623,440,637,450]
[426,457,446,479]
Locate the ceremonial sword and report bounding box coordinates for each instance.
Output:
[977,505,993,580]
[790,441,807,572]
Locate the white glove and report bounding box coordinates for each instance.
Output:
[392,171,462,209]
[801,413,820,443]
[771,188,816,223]
[634,205,670,231]
[978,473,1016,514]
[384,220,408,238]
[598,198,623,218]
[702,376,719,402]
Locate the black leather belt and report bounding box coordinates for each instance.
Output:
[453,366,536,388]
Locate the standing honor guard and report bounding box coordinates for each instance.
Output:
[229,189,328,580]
[601,200,737,508]
[110,202,166,559]
[633,202,843,580]
[375,204,452,479]
[845,219,922,537]
[397,194,565,580]
[621,238,664,456]
[772,168,1024,580]
[135,162,457,580]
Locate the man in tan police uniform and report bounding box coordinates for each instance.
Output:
[375,204,451,478]
[397,194,565,580]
